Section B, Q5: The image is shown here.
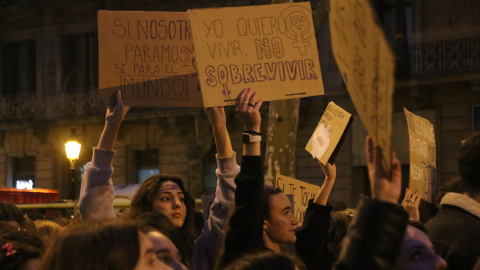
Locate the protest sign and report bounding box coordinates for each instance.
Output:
[188,2,324,107]
[404,108,437,202]
[329,0,395,173]
[98,10,203,107]
[306,102,352,165]
[275,174,319,227]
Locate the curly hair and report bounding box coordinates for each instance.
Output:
[128,173,197,260]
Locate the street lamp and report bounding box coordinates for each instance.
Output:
[65,139,81,200]
[65,141,81,169]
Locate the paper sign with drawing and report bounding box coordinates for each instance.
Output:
[404,108,437,203]
[329,0,395,173]
[188,2,325,107]
[97,10,203,107]
[275,174,319,227]
[306,102,352,165]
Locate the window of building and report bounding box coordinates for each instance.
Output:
[136,149,159,183]
[61,33,98,93]
[1,40,36,96]
[12,156,36,189]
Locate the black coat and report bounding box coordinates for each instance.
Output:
[425,193,480,270]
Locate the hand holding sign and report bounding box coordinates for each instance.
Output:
[365,136,401,204]
[188,2,324,107]
[236,88,263,132]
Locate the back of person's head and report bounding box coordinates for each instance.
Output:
[418,199,439,224]
[40,220,142,270]
[435,176,464,206]
[326,210,353,265]
[0,225,43,270]
[33,219,61,248]
[224,250,304,270]
[458,132,480,194]
[0,201,25,228]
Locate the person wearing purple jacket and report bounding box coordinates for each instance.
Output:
[79,90,240,270]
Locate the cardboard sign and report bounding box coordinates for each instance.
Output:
[329,0,395,172]
[188,2,325,107]
[275,174,319,227]
[306,102,352,165]
[404,108,437,202]
[98,10,203,107]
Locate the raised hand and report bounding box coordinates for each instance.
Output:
[98,90,130,150]
[402,187,420,220]
[205,106,226,128]
[105,90,130,128]
[365,136,402,204]
[236,88,263,132]
[320,162,337,181]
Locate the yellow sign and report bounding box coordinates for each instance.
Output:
[97,10,203,107]
[329,0,395,172]
[404,108,437,202]
[275,174,319,227]
[188,2,324,107]
[306,102,352,165]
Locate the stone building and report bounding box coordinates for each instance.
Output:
[0,0,479,207]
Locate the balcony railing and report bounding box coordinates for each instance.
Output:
[0,91,196,122]
[401,36,480,79]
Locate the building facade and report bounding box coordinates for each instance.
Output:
[0,0,479,207]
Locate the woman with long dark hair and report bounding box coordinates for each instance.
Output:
[79,90,240,269]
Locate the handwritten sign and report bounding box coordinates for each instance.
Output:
[275,174,319,227]
[306,102,352,165]
[188,2,324,107]
[98,10,203,107]
[329,0,395,173]
[404,108,436,202]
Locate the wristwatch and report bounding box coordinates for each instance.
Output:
[242,131,262,144]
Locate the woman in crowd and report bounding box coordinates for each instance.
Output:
[40,220,170,270]
[219,88,337,269]
[136,212,189,269]
[79,90,239,269]
[141,226,188,270]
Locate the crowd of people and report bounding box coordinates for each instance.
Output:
[1,88,480,270]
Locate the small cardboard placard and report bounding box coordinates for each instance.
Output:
[274,174,319,227]
[97,10,203,107]
[306,102,352,165]
[404,108,437,203]
[329,0,395,173]
[188,2,325,107]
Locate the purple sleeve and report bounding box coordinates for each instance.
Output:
[192,152,240,270]
[79,148,117,222]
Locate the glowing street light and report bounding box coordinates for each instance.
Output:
[65,136,81,200]
[65,141,81,169]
